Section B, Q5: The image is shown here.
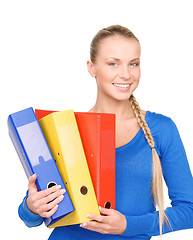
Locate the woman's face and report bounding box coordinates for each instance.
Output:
[87,35,141,101]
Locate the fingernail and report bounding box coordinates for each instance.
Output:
[87,214,91,218]
[99,206,102,210]
[56,185,61,190]
[80,223,86,227]
[60,189,66,194]
[59,195,64,200]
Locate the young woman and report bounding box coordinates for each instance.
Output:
[18,25,193,240]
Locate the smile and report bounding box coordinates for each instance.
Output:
[113,83,130,88]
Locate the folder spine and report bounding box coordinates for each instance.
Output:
[100,114,116,209]
[8,115,34,178]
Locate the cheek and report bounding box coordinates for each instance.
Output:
[132,69,141,82]
[97,70,116,86]
[131,69,141,91]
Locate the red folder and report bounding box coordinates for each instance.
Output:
[35,109,116,209]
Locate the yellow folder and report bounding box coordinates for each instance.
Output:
[38,110,100,228]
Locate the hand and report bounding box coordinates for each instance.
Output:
[80,206,127,235]
[26,174,66,218]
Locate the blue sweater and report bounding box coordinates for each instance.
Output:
[18,111,193,239]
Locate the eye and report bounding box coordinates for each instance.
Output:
[130,62,139,67]
[109,62,117,66]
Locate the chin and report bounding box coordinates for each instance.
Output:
[114,92,133,100]
[110,94,132,102]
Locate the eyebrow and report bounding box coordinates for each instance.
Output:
[105,57,140,61]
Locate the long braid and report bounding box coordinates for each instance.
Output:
[129,94,170,236]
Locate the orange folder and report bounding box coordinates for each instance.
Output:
[35,109,116,209]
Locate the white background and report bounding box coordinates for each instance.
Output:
[0,0,193,239]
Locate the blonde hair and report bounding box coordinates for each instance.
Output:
[90,25,171,236]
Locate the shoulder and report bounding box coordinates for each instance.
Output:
[145,111,180,155]
[145,110,176,132]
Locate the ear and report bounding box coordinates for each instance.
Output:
[87,60,96,77]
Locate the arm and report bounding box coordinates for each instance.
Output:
[18,191,44,228]
[81,118,193,237]
[156,119,193,233]
[18,174,65,228]
[123,118,193,237]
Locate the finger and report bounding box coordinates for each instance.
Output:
[40,188,66,205]
[80,221,109,234]
[99,206,113,216]
[87,213,104,223]
[80,221,100,229]
[37,184,62,199]
[28,174,38,194]
[41,204,59,218]
[41,194,64,213]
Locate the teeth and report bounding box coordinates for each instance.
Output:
[113,83,130,88]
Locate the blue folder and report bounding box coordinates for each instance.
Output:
[8,107,74,227]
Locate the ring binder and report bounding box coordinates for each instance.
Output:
[75,112,116,209]
[8,107,74,227]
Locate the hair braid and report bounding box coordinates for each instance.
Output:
[129,95,154,148]
[129,94,171,236]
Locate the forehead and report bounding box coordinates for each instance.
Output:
[97,36,141,60]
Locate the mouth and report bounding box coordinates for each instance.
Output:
[113,83,131,88]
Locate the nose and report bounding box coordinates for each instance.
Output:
[119,65,131,80]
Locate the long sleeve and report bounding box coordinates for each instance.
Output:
[121,116,193,237]
[18,191,44,228]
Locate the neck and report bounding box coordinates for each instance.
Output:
[89,91,135,119]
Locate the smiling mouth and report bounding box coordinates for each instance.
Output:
[113,83,131,88]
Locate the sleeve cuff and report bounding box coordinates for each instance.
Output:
[121,213,158,237]
[18,192,43,228]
